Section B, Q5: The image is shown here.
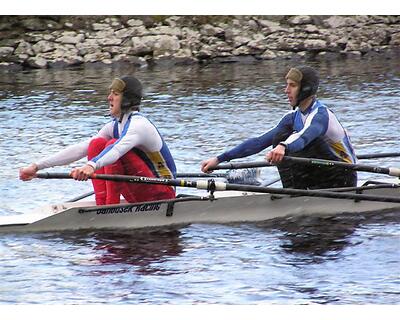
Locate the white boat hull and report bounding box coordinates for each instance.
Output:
[1,186,399,233]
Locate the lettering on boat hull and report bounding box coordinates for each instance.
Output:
[80,203,162,215]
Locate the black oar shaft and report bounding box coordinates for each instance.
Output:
[223,183,400,203]
[36,172,201,189]
[358,152,400,159]
[176,173,227,178]
[215,156,400,177]
[36,172,400,204]
[283,156,398,176]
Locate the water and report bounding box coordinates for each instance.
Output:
[0,58,399,304]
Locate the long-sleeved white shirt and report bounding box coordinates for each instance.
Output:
[36,111,176,179]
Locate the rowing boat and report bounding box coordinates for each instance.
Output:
[1,179,399,233]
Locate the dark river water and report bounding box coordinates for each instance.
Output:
[0,58,399,304]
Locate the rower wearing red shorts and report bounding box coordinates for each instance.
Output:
[19,76,176,205]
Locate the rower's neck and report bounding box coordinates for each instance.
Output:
[299,96,315,113]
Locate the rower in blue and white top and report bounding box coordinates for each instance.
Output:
[201,65,358,189]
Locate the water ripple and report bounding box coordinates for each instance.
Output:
[0,59,399,304]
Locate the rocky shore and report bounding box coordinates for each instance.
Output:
[1,15,400,70]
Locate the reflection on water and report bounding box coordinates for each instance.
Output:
[90,229,183,275]
[38,228,184,276]
[277,216,358,261]
[1,57,400,304]
[253,210,400,264]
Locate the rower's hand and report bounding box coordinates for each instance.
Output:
[266,145,286,164]
[19,163,39,181]
[201,157,219,173]
[70,164,95,181]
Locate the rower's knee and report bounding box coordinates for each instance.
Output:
[88,138,117,160]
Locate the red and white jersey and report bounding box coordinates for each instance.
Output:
[36,111,176,179]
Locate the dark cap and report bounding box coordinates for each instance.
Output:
[286,66,319,106]
[109,75,143,112]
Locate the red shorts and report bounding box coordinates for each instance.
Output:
[88,137,175,205]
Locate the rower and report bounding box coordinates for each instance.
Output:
[19,75,177,205]
[201,65,357,190]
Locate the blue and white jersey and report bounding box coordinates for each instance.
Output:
[217,99,357,164]
[36,111,176,179]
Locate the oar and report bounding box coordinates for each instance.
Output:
[36,172,400,204]
[215,156,400,177]
[358,152,400,160]
[68,191,95,202]
[66,170,259,202]
[177,173,227,178]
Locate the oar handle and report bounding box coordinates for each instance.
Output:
[37,172,71,179]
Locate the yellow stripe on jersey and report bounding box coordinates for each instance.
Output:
[146,151,173,179]
[330,141,353,164]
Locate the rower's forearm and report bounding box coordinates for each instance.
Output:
[36,140,89,170]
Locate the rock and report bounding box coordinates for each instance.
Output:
[83,51,111,63]
[48,56,84,68]
[57,33,85,45]
[149,26,182,37]
[247,37,269,51]
[127,19,144,27]
[345,40,372,53]
[153,36,181,57]
[182,28,202,46]
[0,61,23,71]
[277,37,303,51]
[260,50,277,60]
[101,38,123,46]
[259,21,284,34]
[17,53,29,61]
[232,36,250,48]
[200,24,225,38]
[0,46,14,58]
[0,15,399,69]
[288,15,313,25]
[20,18,55,31]
[115,27,136,39]
[390,32,400,45]
[324,16,358,28]
[196,46,214,59]
[112,54,146,66]
[32,40,55,54]
[303,39,327,50]
[130,36,159,56]
[14,40,34,56]
[232,46,252,56]
[76,39,100,56]
[248,20,259,31]
[92,23,110,31]
[303,24,319,33]
[26,56,48,68]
